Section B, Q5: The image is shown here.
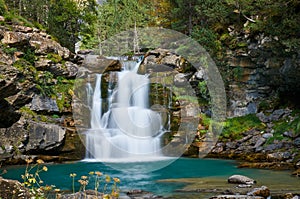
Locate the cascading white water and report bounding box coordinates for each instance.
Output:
[85,58,164,161]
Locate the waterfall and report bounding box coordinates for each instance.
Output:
[85,58,164,161]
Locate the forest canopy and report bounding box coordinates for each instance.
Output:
[2,0,300,53]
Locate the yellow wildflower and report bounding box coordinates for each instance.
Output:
[25,158,33,164]
[113,177,120,183]
[105,175,111,183]
[36,159,44,164]
[95,171,103,176]
[42,166,48,172]
[81,175,88,180]
[89,171,94,175]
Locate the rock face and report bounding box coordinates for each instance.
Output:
[226,32,300,116]
[26,122,65,152]
[30,95,59,112]
[0,21,85,164]
[228,175,256,185]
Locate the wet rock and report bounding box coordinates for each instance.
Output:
[0,177,30,199]
[30,95,59,112]
[247,186,270,198]
[228,175,256,185]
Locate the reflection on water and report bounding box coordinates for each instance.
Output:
[3,158,299,197]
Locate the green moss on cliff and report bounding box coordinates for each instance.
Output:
[221,114,265,140]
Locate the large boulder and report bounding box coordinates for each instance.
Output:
[228,175,256,185]
[26,122,65,152]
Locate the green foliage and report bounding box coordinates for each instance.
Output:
[13,59,37,76]
[46,53,62,63]
[191,27,221,55]
[175,95,198,104]
[198,80,208,99]
[221,114,264,140]
[3,11,34,27]
[23,48,36,64]
[3,46,17,56]
[232,66,243,81]
[81,0,152,51]
[52,76,74,112]
[20,106,37,118]
[5,0,98,52]
[52,114,60,119]
[0,0,7,15]
[267,114,300,144]
[35,71,55,97]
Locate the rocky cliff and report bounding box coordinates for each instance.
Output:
[0,19,85,164]
[224,29,300,116]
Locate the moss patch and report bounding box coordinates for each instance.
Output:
[221,114,265,140]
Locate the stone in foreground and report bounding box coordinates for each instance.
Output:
[228,175,256,185]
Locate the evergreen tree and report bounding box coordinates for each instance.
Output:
[81,0,152,51]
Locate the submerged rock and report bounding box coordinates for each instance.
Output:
[228,175,256,185]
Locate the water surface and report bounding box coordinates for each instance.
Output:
[3,158,299,197]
